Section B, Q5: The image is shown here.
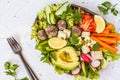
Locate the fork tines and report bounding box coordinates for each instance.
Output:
[7,36,22,53]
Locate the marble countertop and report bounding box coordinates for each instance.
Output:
[0,0,120,80]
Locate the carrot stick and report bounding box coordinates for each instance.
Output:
[99,47,106,50]
[99,44,116,50]
[91,36,118,52]
[110,44,116,47]
[102,24,114,34]
[116,36,120,41]
[97,37,117,44]
[106,24,114,30]
[91,33,119,38]
[104,41,113,45]
[102,29,109,34]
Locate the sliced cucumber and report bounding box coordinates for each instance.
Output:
[50,13,56,24]
[55,1,69,16]
[45,6,51,24]
[81,62,87,76]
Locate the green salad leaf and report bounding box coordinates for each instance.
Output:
[103,50,120,61]
[54,66,70,74]
[69,34,79,45]
[92,43,100,51]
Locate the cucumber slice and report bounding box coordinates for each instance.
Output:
[45,6,51,24]
[50,13,56,24]
[81,62,87,76]
[55,1,69,16]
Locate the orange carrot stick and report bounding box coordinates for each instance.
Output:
[91,33,119,38]
[99,44,116,51]
[106,24,114,30]
[102,24,114,34]
[97,37,117,44]
[91,36,118,52]
[102,29,109,34]
[104,41,113,45]
[99,47,106,50]
[116,36,120,41]
[110,44,116,47]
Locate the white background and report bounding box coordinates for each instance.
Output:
[0,0,120,80]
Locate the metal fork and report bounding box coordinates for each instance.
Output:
[7,36,39,80]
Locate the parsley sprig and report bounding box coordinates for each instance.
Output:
[98,1,119,16]
[4,62,29,80]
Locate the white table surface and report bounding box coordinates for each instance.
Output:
[0,0,120,80]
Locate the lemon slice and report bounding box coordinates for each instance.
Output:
[94,15,105,33]
[48,37,67,49]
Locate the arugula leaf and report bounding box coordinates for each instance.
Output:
[102,1,112,9]
[92,43,100,51]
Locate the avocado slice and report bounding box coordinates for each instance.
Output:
[51,47,80,70]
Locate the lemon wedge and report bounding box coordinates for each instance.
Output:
[48,37,67,49]
[94,15,105,33]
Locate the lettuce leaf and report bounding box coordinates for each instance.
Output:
[74,75,98,80]
[103,50,120,61]
[53,66,70,74]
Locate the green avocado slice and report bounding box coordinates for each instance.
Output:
[51,47,80,70]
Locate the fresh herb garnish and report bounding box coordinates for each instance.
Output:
[92,43,100,51]
[102,1,112,9]
[69,34,79,45]
[98,1,119,16]
[4,62,29,80]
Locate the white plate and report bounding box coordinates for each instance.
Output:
[0,0,120,80]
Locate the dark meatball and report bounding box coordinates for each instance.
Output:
[45,25,58,37]
[37,30,47,40]
[57,20,66,30]
[71,26,82,36]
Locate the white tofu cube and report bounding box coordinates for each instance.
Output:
[81,32,90,38]
[90,39,96,48]
[81,45,90,53]
[58,31,66,39]
[63,29,71,38]
[91,51,103,60]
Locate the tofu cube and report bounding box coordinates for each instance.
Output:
[81,32,90,38]
[91,51,103,60]
[82,45,90,53]
[63,29,71,38]
[58,31,66,39]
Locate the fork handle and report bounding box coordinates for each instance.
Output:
[19,52,39,80]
